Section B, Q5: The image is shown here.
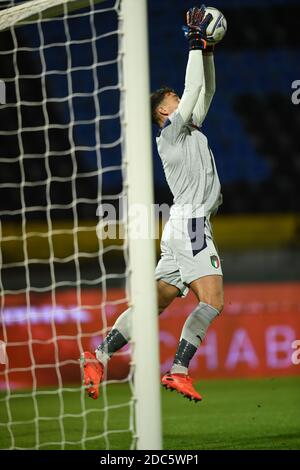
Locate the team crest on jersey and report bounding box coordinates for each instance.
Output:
[210,255,220,269]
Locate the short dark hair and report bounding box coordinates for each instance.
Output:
[150,86,176,126]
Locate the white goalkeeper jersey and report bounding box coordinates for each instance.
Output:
[156,50,222,218]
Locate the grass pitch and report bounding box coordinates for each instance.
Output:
[0,376,299,450]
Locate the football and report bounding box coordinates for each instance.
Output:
[205,6,227,45]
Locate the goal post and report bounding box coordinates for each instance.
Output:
[121,0,162,451]
[0,0,162,451]
[0,0,107,31]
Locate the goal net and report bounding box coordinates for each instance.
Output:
[0,0,161,450]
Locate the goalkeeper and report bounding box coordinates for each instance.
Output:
[81,5,223,403]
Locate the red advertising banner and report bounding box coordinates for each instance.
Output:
[0,282,300,389]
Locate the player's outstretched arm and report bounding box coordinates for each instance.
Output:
[178,49,205,124]
[192,51,216,127]
[178,7,212,124]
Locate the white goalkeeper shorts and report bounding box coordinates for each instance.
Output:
[155,215,223,297]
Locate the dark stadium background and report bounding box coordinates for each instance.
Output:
[1,0,300,214]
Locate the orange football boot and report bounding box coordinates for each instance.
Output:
[162,373,202,402]
[80,351,104,400]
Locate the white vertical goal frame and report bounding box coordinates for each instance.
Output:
[121,0,162,451]
[0,0,162,450]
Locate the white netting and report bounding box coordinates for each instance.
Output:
[0,0,135,450]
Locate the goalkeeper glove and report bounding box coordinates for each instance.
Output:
[183,5,213,51]
[187,4,206,28]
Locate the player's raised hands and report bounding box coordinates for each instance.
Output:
[199,12,213,35]
[186,5,206,30]
[183,5,213,51]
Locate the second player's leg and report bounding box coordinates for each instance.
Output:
[163,275,224,401]
[93,279,178,372]
[157,279,180,314]
[189,274,224,313]
[170,275,224,375]
[82,279,178,399]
